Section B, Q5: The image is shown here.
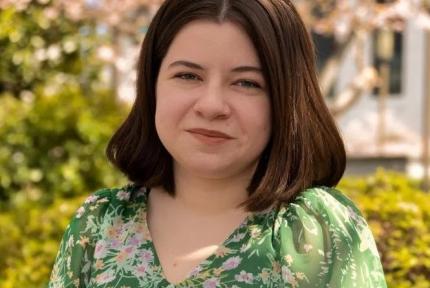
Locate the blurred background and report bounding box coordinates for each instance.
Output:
[0,0,429,287]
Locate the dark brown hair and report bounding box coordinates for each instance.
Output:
[106,0,346,212]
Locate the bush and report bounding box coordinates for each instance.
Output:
[0,84,127,206]
[0,84,129,287]
[0,195,85,288]
[339,169,430,288]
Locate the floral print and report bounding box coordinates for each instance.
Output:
[48,184,387,287]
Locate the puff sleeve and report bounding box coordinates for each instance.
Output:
[274,186,387,287]
[48,189,113,288]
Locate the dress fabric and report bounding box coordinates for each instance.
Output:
[48,184,387,288]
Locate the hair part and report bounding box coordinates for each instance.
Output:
[106,0,346,212]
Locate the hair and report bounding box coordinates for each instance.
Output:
[106,0,346,212]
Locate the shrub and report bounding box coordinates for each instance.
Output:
[0,85,127,206]
[339,169,430,288]
[0,195,85,288]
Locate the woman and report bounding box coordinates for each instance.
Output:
[49,0,387,287]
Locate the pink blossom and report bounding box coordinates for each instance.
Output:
[235,270,254,284]
[116,190,130,201]
[94,241,108,258]
[135,263,149,277]
[139,249,154,264]
[222,256,241,270]
[95,270,116,284]
[84,195,98,204]
[203,277,220,288]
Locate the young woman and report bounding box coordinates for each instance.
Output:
[49,0,387,287]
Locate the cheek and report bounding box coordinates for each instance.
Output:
[240,98,271,139]
[155,84,192,133]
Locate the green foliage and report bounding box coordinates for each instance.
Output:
[0,194,85,288]
[0,1,129,287]
[0,2,105,98]
[339,169,430,288]
[0,85,127,205]
[0,84,128,287]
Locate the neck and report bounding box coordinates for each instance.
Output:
[170,165,255,215]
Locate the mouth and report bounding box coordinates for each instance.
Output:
[186,128,233,142]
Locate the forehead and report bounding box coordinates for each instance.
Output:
[163,20,261,68]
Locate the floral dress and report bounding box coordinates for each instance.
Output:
[48,184,387,288]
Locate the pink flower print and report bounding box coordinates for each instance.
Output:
[203,277,220,288]
[124,245,136,257]
[138,249,154,265]
[222,256,241,270]
[188,265,202,277]
[116,190,130,201]
[235,270,254,284]
[95,270,116,285]
[84,195,98,204]
[136,263,149,277]
[110,239,122,249]
[94,241,108,258]
[115,249,130,264]
[75,206,85,219]
[282,266,298,287]
[127,236,140,247]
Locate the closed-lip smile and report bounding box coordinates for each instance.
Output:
[187,128,233,139]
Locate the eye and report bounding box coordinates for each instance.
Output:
[235,80,262,89]
[174,73,201,81]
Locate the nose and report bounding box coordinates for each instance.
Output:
[192,83,231,120]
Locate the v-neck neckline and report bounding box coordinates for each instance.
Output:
[140,186,254,286]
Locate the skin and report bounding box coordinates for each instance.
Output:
[148,20,271,284]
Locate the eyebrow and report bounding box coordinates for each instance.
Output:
[167,60,262,74]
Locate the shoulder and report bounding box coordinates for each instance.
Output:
[286,185,364,222]
[274,186,386,286]
[68,184,147,231]
[277,185,372,244]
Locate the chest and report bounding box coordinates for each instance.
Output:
[148,210,250,284]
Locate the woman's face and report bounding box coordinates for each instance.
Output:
[155,20,271,180]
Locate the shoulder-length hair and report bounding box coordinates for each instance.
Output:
[106,0,346,212]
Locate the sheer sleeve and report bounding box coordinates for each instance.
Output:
[275,186,387,287]
[48,189,113,288]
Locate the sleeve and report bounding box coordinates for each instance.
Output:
[47,189,113,288]
[275,186,387,288]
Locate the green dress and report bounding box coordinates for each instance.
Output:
[48,184,387,287]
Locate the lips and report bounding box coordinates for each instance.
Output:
[187,128,233,139]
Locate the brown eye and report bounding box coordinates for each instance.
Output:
[175,73,200,81]
[235,80,261,89]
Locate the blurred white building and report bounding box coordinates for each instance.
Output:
[314,20,429,178]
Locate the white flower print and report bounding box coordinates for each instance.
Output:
[303,244,313,253]
[235,270,254,284]
[284,254,293,266]
[222,256,241,270]
[231,232,246,242]
[76,206,85,219]
[84,195,98,204]
[116,190,130,201]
